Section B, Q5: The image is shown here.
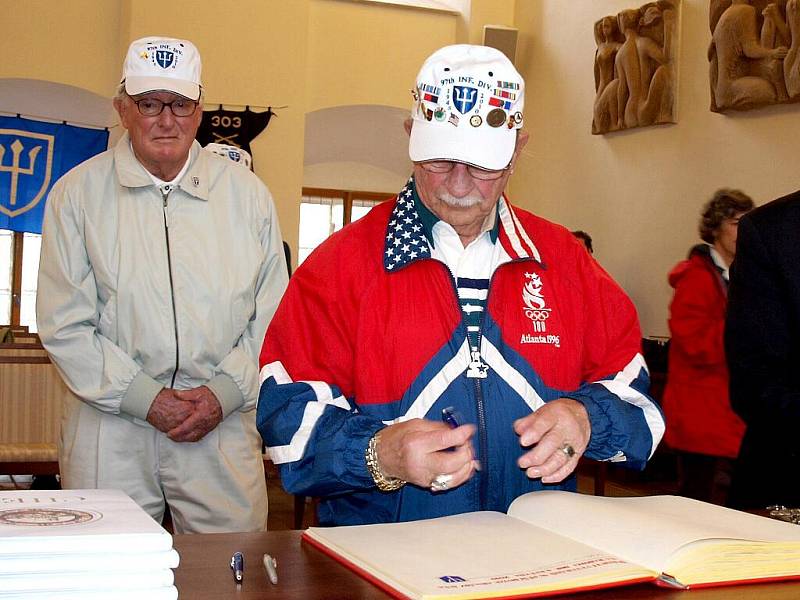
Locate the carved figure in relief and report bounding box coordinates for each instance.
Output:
[593,16,623,133]
[761,1,790,48]
[785,0,800,96]
[636,3,676,126]
[710,0,788,111]
[614,4,674,130]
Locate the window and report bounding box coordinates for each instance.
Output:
[20,233,41,331]
[299,188,390,265]
[0,231,41,332]
[0,231,12,325]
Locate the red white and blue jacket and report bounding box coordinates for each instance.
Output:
[257,179,664,526]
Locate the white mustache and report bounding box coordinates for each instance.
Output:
[438,192,483,208]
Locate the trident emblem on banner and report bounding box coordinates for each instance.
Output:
[0,129,53,218]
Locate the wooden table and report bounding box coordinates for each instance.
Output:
[173,530,800,599]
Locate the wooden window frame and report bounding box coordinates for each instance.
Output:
[301,187,391,225]
[5,231,24,326]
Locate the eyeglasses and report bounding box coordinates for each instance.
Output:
[416,160,509,181]
[133,97,199,117]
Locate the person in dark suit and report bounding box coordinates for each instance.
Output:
[725,190,800,508]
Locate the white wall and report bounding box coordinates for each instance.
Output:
[304,162,407,192]
[511,0,800,336]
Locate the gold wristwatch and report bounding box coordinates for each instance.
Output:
[365,429,406,492]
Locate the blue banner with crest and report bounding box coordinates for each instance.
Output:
[0,115,108,234]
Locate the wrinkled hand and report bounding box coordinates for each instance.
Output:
[376,418,479,490]
[166,386,224,443]
[146,388,195,433]
[514,398,591,484]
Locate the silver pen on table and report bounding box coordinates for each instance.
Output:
[263,553,278,585]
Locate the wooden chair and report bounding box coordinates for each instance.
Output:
[0,355,67,477]
[0,342,49,359]
[263,454,318,529]
[10,333,41,344]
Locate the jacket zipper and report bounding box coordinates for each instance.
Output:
[433,259,490,511]
[161,187,180,388]
[470,257,539,510]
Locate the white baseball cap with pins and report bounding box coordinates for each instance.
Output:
[409,44,524,171]
[121,36,202,100]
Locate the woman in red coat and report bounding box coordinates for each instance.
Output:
[662,189,754,505]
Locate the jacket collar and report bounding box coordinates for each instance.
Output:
[113,132,210,201]
[383,176,543,272]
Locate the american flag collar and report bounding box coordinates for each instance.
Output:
[383,176,543,273]
[383,177,431,272]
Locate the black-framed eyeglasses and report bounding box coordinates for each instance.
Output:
[416,160,509,181]
[133,97,199,117]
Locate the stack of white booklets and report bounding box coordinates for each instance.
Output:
[0,488,179,600]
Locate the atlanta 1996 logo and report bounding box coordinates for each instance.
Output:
[522,272,550,332]
[521,272,560,348]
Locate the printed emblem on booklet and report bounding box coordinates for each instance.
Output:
[0,508,101,526]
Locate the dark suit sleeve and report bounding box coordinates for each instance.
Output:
[725,214,800,425]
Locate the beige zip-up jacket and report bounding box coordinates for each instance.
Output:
[37,134,288,424]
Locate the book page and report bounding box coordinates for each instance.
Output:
[0,548,180,575]
[0,588,178,600]
[0,489,173,555]
[507,491,800,574]
[306,511,655,599]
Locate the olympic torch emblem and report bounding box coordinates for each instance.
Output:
[523,272,551,332]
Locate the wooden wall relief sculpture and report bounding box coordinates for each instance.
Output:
[709,0,800,112]
[592,1,680,135]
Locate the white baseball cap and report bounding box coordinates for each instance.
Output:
[409,44,524,171]
[204,143,252,169]
[121,36,202,100]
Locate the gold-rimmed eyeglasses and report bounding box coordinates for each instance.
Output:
[416,160,509,181]
[133,97,199,117]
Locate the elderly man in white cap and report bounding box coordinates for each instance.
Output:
[37,36,288,533]
[257,45,664,526]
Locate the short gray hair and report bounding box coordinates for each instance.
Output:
[113,82,127,103]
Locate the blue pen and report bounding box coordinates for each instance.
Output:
[230,551,244,584]
[442,406,481,470]
[442,406,462,429]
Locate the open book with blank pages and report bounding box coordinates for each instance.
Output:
[303,490,800,600]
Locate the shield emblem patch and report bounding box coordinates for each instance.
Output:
[155,50,176,69]
[452,86,478,114]
[0,129,54,218]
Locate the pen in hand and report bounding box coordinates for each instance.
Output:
[263,553,278,585]
[442,406,481,470]
[230,551,244,584]
[441,406,462,429]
